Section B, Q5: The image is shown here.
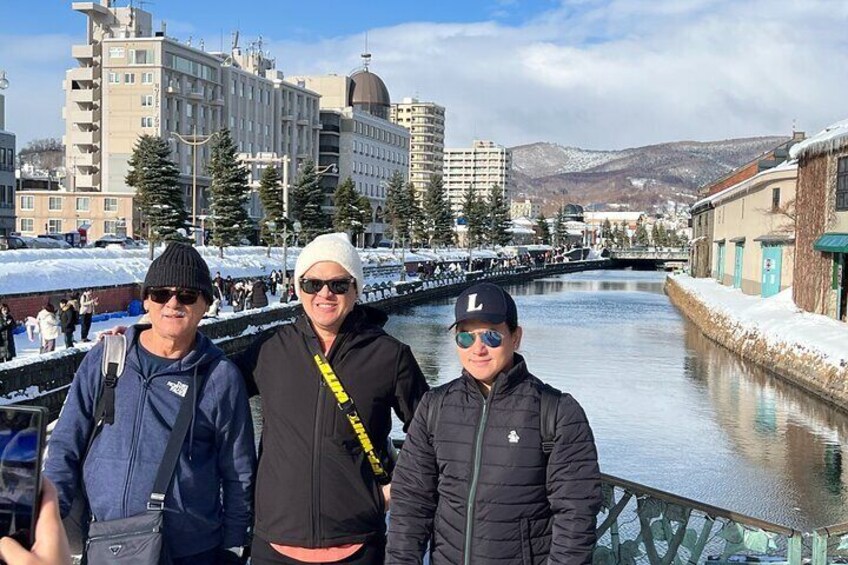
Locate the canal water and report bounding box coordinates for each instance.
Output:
[379,269,848,531]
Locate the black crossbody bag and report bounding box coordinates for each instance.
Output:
[82,370,196,565]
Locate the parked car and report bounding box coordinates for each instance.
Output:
[0,235,27,250]
[36,234,74,249]
[92,235,143,248]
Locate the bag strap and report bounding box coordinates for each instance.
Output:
[302,333,391,485]
[539,384,560,457]
[93,335,126,426]
[148,369,196,510]
[425,385,450,442]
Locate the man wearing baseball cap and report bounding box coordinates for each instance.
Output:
[387,282,602,565]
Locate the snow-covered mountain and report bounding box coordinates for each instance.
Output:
[511,136,789,213]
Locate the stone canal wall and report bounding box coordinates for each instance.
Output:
[3,260,611,417]
[665,276,848,413]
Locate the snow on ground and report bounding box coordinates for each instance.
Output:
[672,274,848,369]
[0,245,503,296]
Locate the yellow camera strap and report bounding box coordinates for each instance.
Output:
[311,352,391,485]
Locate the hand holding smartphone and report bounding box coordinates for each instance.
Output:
[0,478,71,565]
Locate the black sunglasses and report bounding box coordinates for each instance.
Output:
[147,287,202,306]
[299,278,356,295]
[455,329,504,349]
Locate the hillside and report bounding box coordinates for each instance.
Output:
[511,136,789,214]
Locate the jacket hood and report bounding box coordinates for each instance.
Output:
[124,324,225,373]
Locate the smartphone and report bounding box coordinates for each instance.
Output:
[0,406,48,550]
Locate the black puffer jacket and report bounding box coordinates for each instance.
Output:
[237,305,429,548]
[387,355,601,565]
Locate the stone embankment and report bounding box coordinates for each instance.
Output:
[665,276,848,413]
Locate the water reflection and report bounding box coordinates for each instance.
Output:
[382,269,848,530]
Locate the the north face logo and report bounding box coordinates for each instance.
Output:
[166,381,188,398]
[110,544,123,555]
[508,430,520,444]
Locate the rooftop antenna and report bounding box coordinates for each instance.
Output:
[361,32,371,71]
[199,38,205,51]
[791,118,797,134]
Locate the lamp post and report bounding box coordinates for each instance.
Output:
[172,124,216,245]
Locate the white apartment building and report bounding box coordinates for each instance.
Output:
[19,0,320,241]
[0,81,14,236]
[443,140,513,217]
[390,97,445,201]
[510,198,541,220]
[291,68,410,246]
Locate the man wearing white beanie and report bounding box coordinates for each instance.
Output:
[237,232,429,565]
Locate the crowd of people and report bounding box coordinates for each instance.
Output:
[0,235,601,565]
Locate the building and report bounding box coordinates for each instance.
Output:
[510,198,541,220]
[291,64,411,246]
[443,140,513,217]
[707,164,797,297]
[20,0,320,241]
[790,119,848,322]
[0,72,15,237]
[690,133,805,278]
[390,97,445,200]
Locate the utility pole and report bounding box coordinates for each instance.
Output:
[172,124,215,245]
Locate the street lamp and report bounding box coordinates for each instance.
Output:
[172,124,216,245]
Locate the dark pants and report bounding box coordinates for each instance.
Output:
[172,547,231,565]
[81,313,93,340]
[250,536,385,565]
[64,331,75,349]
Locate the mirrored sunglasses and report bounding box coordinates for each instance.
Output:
[455,329,504,349]
[147,287,202,306]
[299,278,355,295]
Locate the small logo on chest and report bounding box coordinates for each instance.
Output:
[166,380,188,398]
[507,430,520,444]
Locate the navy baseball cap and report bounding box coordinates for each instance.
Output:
[451,282,518,329]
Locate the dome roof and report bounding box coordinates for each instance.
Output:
[564,204,585,216]
[348,69,391,112]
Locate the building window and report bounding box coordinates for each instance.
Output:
[48,196,62,211]
[20,195,34,210]
[141,116,154,128]
[124,73,135,84]
[772,187,781,212]
[128,49,152,65]
[20,218,34,233]
[109,47,125,59]
[47,219,63,233]
[104,219,118,234]
[75,197,90,212]
[104,198,118,212]
[141,94,154,107]
[838,157,848,212]
[108,72,120,84]
[142,72,154,84]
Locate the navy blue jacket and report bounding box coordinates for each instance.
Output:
[45,325,256,558]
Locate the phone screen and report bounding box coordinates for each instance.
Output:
[0,407,45,549]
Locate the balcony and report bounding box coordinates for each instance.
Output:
[74,152,98,169]
[72,44,96,61]
[74,130,101,146]
[76,172,101,189]
[187,90,204,101]
[281,114,294,121]
[68,66,96,83]
[211,97,225,107]
[69,88,98,104]
[72,109,101,124]
[297,118,310,126]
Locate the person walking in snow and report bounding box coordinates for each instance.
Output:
[59,298,78,349]
[0,303,16,362]
[79,289,98,342]
[36,302,60,353]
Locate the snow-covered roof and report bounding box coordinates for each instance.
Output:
[692,161,797,210]
[790,118,848,160]
[583,211,645,222]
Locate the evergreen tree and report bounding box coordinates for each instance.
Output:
[257,165,285,246]
[462,185,487,247]
[601,218,613,242]
[611,224,622,248]
[634,217,650,246]
[555,207,569,247]
[618,220,630,248]
[406,182,426,246]
[207,129,252,256]
[656,223,669,247]
[125,134,189,257]
[333,177,371,243]
[422,174,454,247]
[486,184,512,247]
[552,208,564,247]
[535,214,551,245]
[384,171,409,243]
[291,160,328,244]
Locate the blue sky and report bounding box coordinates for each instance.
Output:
[1,0,847,150]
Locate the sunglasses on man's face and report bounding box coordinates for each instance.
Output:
[147,288,202,306]
[299,278,355,295]
[455,329,504,349]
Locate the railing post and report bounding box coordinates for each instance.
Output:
[787,534,802,565]
[812,530,828,565]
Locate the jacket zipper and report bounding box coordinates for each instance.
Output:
[121,377,149,517]
[464,391,491,565]
[311,381,325,547]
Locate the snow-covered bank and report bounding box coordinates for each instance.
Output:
[666,275,848,410]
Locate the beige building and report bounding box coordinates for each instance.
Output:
[35,0,320,241]
[390,97,445,201]
[444,140,513,217]
[510,198,541,220]
[709,164,798,297]
[15,190,137,240]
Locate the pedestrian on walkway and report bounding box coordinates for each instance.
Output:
[36,302,60,353]
[387,282,602,565]
[0,303,16,362]
[237,233,429,565]
[79,288,98,342]
[59,298,77,349]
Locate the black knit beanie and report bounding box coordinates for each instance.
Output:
[142,243,214,303]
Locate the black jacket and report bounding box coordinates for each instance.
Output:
[0,313,15,360]
[237,304,429,547]
[59,307,77,333]
[387,355,601,565]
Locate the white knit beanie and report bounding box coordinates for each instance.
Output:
[294,233,364,298]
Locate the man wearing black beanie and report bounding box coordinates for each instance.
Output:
[46,242,256,564]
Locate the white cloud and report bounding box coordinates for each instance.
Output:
[4,0,848,151]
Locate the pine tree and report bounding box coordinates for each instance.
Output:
[422,174,454,247]
[462,185,487,247]
[650,222,660,247]
[257,165,285,246]
[634,217,650,246]
[552,208,564,247]
[611,224,621,248]
[486,184,511,247]
[618,220,630,248]
[535,214,551,244]
[333,177,371,243]
[555,207,568,247]
[406,182,426,246]
[126,135,189,258]
[291,160,328,244]
[384,171,409,243]
[207,129,252,256]
[601,218,613,241]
